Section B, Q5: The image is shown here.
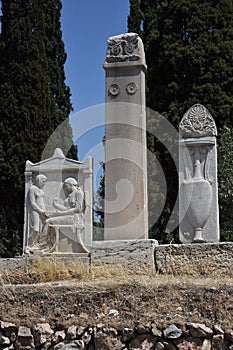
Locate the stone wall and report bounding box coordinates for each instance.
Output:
[0,242,233,349]
[0,240,157,276]
[154,242,233,275]
[91,239,157,274]
[0,319,232,349]
[1,242,233,278]
[0,254,89,274]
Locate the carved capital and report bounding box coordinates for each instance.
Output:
[104,33,146,66]
[179,104,217,138]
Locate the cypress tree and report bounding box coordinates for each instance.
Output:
[128,0,233,242]
[128,0,143,36]
[0,0,76,256]
[218,127,233,240]
[140,0,233,128]
[43,0,77,159]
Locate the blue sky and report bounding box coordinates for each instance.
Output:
[61,0,130,113]
[60,1,130,194]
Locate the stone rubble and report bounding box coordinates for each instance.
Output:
[163,325,182,339]
[0,321,232,349]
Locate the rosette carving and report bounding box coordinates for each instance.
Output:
[109,84,120,96]
[126,83,137,95]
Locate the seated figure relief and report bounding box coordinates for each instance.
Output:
[26,176,89,254]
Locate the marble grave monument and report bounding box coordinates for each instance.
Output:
[179,104,220,243]
[103,33,148,240]
[23,148,93,254]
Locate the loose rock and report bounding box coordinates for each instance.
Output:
[33,323,54,347]
[66,325,77,340]
[164,325,182,339]
[213,325,224,335]
[82,331,91,344]
[0,331,10,345]
[175,337,203,350]
[122,328,134,342]
[53,340,84,349]
[109,309,119,317]
[15,326,34,350]
[212,334,224,350]
[163,341,177,350]
[0,321,17,333]
[188,323,213,339]
[94,332,123,350]
[225,329,233,342]
[130,335,155,350]
[152,325,162,337]
[155,342,165,350]
[52,330,66,346]
[202,339,211,350]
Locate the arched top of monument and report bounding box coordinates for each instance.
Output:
[24,147,94,173]
[104,32,146,68]
[179,104,217,138]
[53,148,65,159]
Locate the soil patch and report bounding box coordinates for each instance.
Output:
[0,276,232,330]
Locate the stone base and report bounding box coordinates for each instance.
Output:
[155,242,233,275]
[0,253,90,274]
[0,240,157,275]
[2,241,232,277]
[91,239,158,274]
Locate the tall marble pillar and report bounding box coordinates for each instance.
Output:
[103,33,148,240]
[179,104,220,243]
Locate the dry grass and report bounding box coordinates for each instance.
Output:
[2,257,86,284]
[2,254,233,289]
[1,256,135,286]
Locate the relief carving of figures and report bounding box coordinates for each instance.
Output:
[27,174,48,248]
[106,33,140,62]
[27,177,88,254]
[179,104,217,138]
[41,177,84,240]
[24,148,93,254]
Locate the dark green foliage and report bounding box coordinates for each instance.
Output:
[94,168,105,241]
[128,0,233,242]
[0,0,76,256]
[218,126,233,241]
[128,0,143,36]
[140,0,233,128]
[43,0,77,159]
[95,162,105,225]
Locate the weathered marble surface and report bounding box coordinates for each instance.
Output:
[104,33,148,241]
[155,242,233,274]
[179,104,219,243]
[91,239,158,274]
[0,240,157,275]
[1,242,233,277]
[23,148,93,254]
